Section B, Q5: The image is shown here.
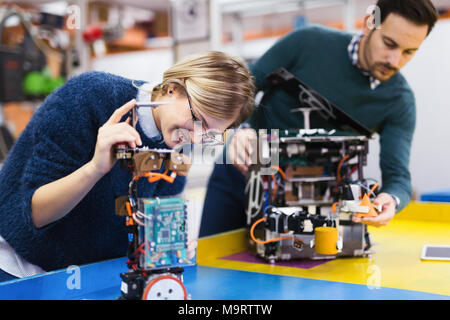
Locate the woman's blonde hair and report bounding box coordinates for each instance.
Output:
[152,51,255,128]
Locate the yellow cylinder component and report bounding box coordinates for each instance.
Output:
[314,227,338,255]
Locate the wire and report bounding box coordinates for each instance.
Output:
[245,172,265,222]
[134,241,153,261]
[365,178,379,185]
[125,201,133,217]
[354,182,379,199]
[135,210,148,220]
[337,154,350,183]
[271,166,287,180]
[367,182,379,198]
[270,166,286,201]
[134,170,176,184]
[331,202,339,213]
[134,208,164,221]
[349,165,358,177]
[132,212,145,226]
[250,217,294,244]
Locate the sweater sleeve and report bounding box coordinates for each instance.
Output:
[17,71,124,230]
[378,93,416,212]
[19,95,94,230]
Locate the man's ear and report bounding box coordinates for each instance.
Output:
[362,14,373,37]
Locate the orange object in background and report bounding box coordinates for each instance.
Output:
[108,28,147,52]
[355,193,378,218]
[2,102,35,138]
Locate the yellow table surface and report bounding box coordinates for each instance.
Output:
[197,202,450,297]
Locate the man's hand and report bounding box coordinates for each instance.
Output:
[226,128,258,175]
[352,192,396,227]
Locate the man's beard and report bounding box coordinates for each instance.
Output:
[370,62,399,81]
[363,31,399,81]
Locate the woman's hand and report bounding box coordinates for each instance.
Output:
[32,99,145,228]
[89,99,143,176]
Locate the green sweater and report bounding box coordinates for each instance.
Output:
[248,25,416,212]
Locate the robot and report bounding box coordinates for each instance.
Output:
[245,68,381,263]
[114,86,194,300]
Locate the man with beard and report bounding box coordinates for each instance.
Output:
[200,0,438,236]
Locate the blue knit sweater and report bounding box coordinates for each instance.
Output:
[0,71,186,272]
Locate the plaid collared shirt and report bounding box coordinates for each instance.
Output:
[348,34,401,208]
[348,33,381,90]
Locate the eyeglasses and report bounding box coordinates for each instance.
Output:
[132,80,225,146]
[185,90,224,146]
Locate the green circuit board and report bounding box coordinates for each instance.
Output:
[140,197,193,269]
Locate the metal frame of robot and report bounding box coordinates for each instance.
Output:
[245,68,380,263]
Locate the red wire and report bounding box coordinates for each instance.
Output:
[349,165,358,177]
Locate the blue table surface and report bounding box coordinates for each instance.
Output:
[0,257,448,300]
[420,189,450,202]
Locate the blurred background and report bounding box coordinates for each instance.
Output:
[0,0,449,239]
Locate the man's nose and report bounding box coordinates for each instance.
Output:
[387,49,402,69]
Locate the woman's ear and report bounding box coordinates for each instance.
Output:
[167,83,177,95]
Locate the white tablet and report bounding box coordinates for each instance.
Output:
[421,245,450,261]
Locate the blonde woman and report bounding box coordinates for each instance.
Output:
[0,51,255,281]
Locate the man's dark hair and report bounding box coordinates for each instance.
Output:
[376,0,438,35]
